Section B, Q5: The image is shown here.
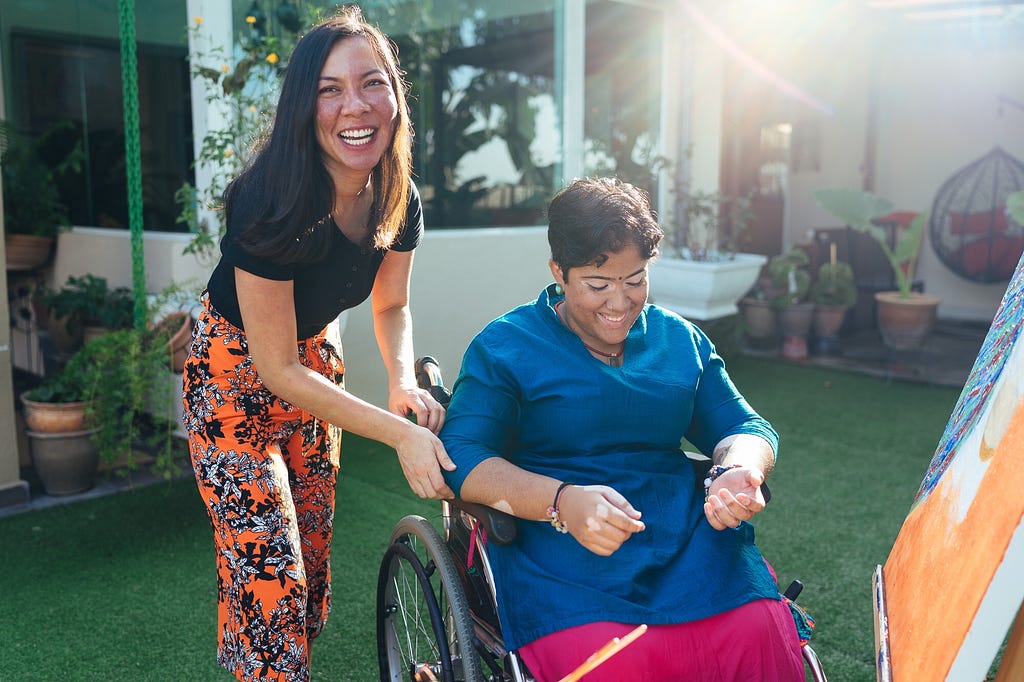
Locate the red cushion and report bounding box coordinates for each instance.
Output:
[949,235,1024,280]
[949,210,1009,236]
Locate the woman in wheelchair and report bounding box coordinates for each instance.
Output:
[438,177,805,681]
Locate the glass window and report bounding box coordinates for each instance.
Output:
[369,0,559,228]
[582,0,662,201]
[2,0,192,232]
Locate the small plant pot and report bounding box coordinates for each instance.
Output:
[779,303,815,361]
[26,428,100,496]
[812,305,849,355]
[20,393,92,433]
[875,291,940,350]
[740,298,777,346]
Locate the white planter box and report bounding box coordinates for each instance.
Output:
[649,253,767,321]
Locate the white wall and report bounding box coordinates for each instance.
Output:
[341,227,552,407]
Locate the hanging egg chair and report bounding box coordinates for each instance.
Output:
[928,146,1024,283]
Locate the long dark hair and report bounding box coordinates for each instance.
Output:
[548,177,663,278]
[228,5,413,262]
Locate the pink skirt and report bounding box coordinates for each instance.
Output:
[518,598,804,682]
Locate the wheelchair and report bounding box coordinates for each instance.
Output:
[376,357,827,682]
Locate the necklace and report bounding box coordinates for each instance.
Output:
[554,301,624,367]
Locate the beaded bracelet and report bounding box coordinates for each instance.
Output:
[546,481,572,533]
[703,464,743,500]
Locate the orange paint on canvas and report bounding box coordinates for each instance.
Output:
[884,395,1024,680]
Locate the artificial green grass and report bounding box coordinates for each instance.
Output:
[0,355,962,681]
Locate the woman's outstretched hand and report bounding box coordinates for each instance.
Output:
[558,485,645,556]
[393,426,456,500]
[703,467,767,530]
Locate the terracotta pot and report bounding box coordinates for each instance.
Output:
[26,428,100,495]
[874,291,941,350]
[813,305,848,339]
[5,234,54,271]
[20,392,92,433]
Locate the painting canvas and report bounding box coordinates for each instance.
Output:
[877,254,1024,680]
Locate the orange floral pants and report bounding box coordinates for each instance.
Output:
[182,297,344,681]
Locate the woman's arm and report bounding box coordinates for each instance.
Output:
[460,457,645,557]
[236,268,454,499]
[371,249,445,433]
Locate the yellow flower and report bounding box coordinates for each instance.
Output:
[245,15,256,24]
[266,53,279,65]
[194,16,203,25]
[220,65,230,73]
[224,149,233,158]
[249,105,257,113]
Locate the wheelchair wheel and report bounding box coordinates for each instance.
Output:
[377,515,484,682]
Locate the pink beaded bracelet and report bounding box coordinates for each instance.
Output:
[546,482,572,533]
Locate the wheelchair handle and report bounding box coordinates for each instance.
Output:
[415,356,451,407]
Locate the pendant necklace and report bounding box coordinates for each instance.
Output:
[554,301,624,367]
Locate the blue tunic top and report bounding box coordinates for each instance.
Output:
[440,284,782,650]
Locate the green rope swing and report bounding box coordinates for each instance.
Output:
[117,0,147,330]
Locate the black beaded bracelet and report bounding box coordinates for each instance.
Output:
[546,482,572,533]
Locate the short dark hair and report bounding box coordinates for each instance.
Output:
[547,177,663,279]
[230,5,413,262]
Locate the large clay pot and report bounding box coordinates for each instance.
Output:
[874,291,941,350]
[26,428,100,495]
[4,234,54,271]
[20,393,92,433]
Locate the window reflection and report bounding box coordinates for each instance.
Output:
[387,2,558,228]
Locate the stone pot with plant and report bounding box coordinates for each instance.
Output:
[1,120,84,271]
[814,188,938,350]
[810,259,857,355]
[20,341,100,495]
[648,165,765,320]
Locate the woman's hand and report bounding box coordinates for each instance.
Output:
[559,485,645,556]
[703,467,767,530]
[389,385,446,434]
[393,425,456,500]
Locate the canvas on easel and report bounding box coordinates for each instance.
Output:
[874,253,1024,681]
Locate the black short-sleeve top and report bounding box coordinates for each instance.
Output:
[206,182,423,340]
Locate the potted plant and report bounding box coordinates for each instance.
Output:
[1,121,83,271]
[768,247,814,360]
[649,169,766,320]
[20,342,100,495]
[43,274,135,346]
[813,187,939,350]
[810,259,857,355]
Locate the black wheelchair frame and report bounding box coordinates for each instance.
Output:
[375,357,827,682]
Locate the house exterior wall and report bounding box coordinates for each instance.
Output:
[784,21,1024,323]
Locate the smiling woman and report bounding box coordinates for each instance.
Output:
[180,7,454,682]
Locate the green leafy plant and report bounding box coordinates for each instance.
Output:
[813,187,926,300]
[811,261,857,308]
[768,247,811,307]
[44,274,134,332]
[1,120,84,237]
[177,9,310,258]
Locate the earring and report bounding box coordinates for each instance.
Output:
[554,283,563,295]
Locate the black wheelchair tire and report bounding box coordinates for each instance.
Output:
[376,515,484,682]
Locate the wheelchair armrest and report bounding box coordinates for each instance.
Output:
[449,498,519,546]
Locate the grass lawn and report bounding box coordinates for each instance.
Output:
[0,354,963,681]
